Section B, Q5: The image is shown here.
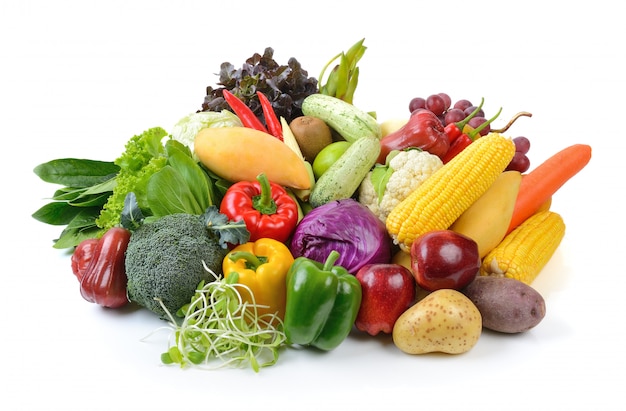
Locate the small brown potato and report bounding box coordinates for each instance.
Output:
[392,289,482,355]
[462,276,546,333]
[289,116,333,163]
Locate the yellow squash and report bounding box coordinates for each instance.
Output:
[450,170,522,258]
[194,127,311,189]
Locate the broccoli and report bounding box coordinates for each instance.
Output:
[124,213,229,318]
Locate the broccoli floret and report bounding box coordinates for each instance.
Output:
[125,213,228,318]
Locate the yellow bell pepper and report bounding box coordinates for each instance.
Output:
[223,238,294,321]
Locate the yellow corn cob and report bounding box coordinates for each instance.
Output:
[386,133,516,251]
[480,210,565,284]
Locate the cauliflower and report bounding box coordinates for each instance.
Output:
[358,149,443,223]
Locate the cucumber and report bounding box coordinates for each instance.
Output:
[302,94,381,143]
[309,135,381,208]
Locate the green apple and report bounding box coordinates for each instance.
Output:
[312,141,351,179]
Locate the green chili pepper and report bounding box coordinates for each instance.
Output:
[283,250,362,351]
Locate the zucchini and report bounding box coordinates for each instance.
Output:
[301,94,381,143]
[309,135,380,208]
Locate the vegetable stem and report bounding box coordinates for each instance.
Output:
[323,250,341,271]
[252,173,278,215]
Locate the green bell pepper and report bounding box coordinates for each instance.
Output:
[283,250,362,351]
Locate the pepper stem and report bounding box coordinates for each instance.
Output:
[323,250,341,271]
[229,251,268,271]
[491,111,533,133]
[468,106,503,141]
[252,173,278,215]
[455,97,485,131]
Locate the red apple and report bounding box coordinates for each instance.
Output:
[410,230,480,291]
[355,263,416,336]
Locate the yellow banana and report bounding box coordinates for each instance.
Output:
[450,170,522,258]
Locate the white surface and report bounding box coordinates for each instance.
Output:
[1,1,624,410]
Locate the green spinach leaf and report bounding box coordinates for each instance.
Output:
[34,158,119,187]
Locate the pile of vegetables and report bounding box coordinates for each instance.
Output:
[33,39,592,372]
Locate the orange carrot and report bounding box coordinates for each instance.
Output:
[506,143,592,234]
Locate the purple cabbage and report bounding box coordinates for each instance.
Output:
[290,199,392,273]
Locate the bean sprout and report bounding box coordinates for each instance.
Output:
[158,263,286,372]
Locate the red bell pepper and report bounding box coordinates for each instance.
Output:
[71,227,131,308]
[377,108,450,163]
[222,89,268,133]
[257,91,283,140]
[219,173,298,243]
[71,238,99,281]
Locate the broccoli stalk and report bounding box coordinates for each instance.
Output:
[124,209,249,318]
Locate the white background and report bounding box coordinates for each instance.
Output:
[1,1,624,410]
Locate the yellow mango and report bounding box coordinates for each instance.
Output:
[194,127,311,189]
[449,170,522,258]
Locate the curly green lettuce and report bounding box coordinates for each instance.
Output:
[96,127,169,231]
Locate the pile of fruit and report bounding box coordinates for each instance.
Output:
[33,40,592,372]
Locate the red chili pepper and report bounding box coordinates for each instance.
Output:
[222,89,268,133]
[441,133,473,164]
[71,227,131,308]
[219,173,299,243]
[441,107,503,164]
[257,91,283,141]
[377,108,450,163]
[444,98,485,144]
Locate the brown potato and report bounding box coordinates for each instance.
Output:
[392,289,482,354]
[462,276,546,333]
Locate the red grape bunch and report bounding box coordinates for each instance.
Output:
[408,93,532,172]
[409,93,493,137]
[506,136,531,173]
